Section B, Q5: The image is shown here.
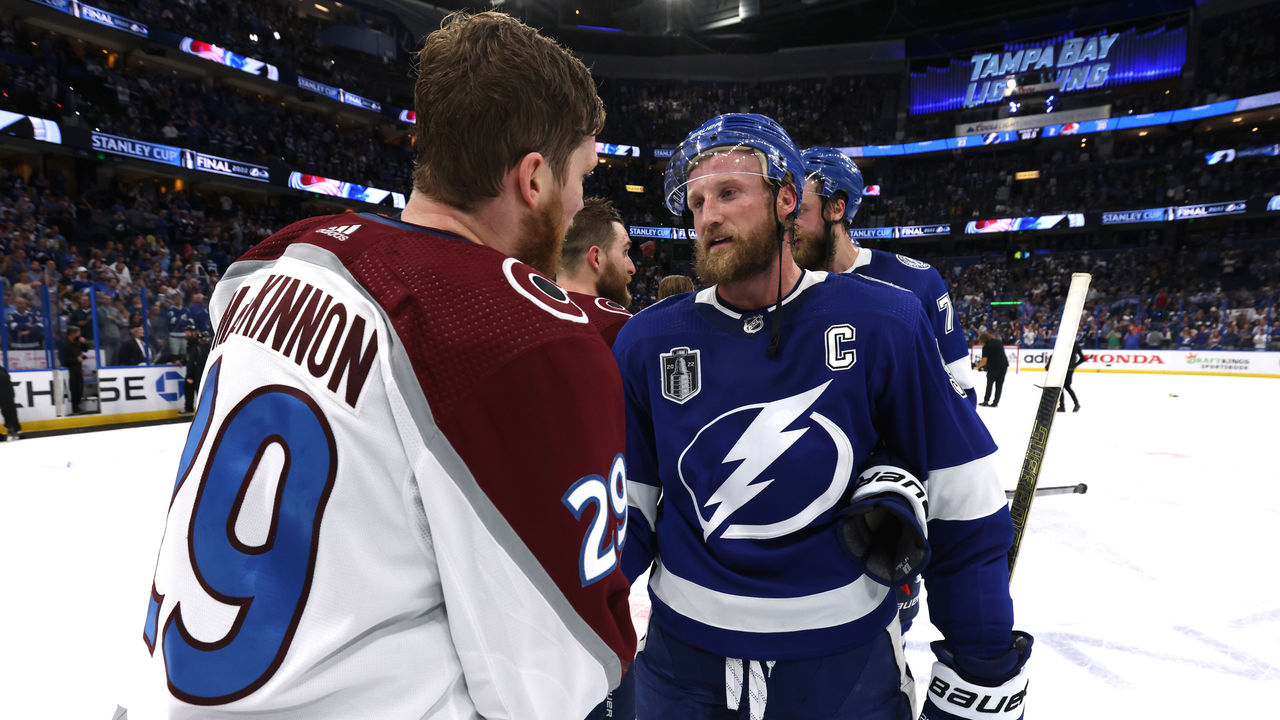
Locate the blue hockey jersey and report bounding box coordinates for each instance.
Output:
[848,248,976,405]
[614,270,1014,661]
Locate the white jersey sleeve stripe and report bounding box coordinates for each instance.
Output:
[925,453,1008,522]
[628,482,661,531]
[946,355,977,394]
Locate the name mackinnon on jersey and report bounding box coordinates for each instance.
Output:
[662,346,701,404]
[212,273,379,408]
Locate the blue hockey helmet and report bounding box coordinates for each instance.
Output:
[801,147,864,224]
[663,113,805,217]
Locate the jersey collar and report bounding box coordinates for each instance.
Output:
[694,270,828,320]
[846,246,873,273]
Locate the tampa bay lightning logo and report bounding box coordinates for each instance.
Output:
[677,381,853,540]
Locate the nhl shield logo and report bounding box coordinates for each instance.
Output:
[661,347,701,404]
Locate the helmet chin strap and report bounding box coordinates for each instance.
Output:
[820,196,840,274]
[767,184,787,359]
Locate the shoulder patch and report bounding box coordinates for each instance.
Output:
[896,254,932,271]
[595,297,632,317]
[502,257,589,323]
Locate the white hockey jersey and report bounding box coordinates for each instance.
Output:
[139,212,636,719]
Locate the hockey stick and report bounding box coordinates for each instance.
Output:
[1008,273,1092,580]
[1004,483,1087,499]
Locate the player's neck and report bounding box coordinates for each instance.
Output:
[717,253,803,310]
[399,189,500,250]
[555,272,598,298]
[830,233,858,274]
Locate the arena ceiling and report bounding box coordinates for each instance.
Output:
[388,0,1190,56]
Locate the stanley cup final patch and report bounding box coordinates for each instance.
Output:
[661,346,701,404]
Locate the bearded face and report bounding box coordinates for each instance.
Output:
[791,178,836,272]
[685,151,785,287]
[596,251,632,308]
[514,183,566,278]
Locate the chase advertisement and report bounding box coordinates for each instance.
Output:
[5,366,186,424]
[910,25,1187,114]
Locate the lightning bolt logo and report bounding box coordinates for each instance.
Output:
[686,381,834,540]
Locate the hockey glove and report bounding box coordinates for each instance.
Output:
[836,462,929,587]
[920,631,1033,720]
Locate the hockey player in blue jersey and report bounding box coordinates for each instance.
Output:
[613,114,1032,719]
[792,147,977,408]
[792,147,981,635]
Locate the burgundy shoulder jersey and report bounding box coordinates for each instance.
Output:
[141,212,635,719]
[568,291,632,348]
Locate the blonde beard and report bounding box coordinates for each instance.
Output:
[695,212,782,287]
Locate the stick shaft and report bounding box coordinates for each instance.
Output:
[1008,273,1092,580]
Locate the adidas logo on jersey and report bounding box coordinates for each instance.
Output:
[317,223,362,241]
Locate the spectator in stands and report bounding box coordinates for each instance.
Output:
[1145,325,1164,349]
[187,292,212,335]
[69,293,94,339]
[5,293,43,349]
[657,274,695,300]
[117,322,148,366]
[165,293,189,360]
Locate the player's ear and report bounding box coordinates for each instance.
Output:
[586,245,602,272]
[777,182,799,219]
[824,196,846,223]
[514,151,547,209]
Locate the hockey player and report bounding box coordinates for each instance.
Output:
[792,147,977,407]
[613,114,1031,719]
[558,196,636,347]
[140,12,635,719]
[792,147,980,634]
[559,203,638,720]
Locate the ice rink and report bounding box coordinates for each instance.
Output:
[2,369,1278,718]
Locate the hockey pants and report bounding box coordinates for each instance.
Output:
[634,621,914,719]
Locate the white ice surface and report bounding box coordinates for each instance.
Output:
[2,370,1278,718]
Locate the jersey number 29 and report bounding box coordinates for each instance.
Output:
[143,360,338,705]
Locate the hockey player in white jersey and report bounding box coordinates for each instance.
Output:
[613,114,1032,719]
[138,12,636,719]
[792,147,977,408]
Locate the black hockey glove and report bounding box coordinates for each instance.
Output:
[836,461,929,587]
[920,631,1033,720]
